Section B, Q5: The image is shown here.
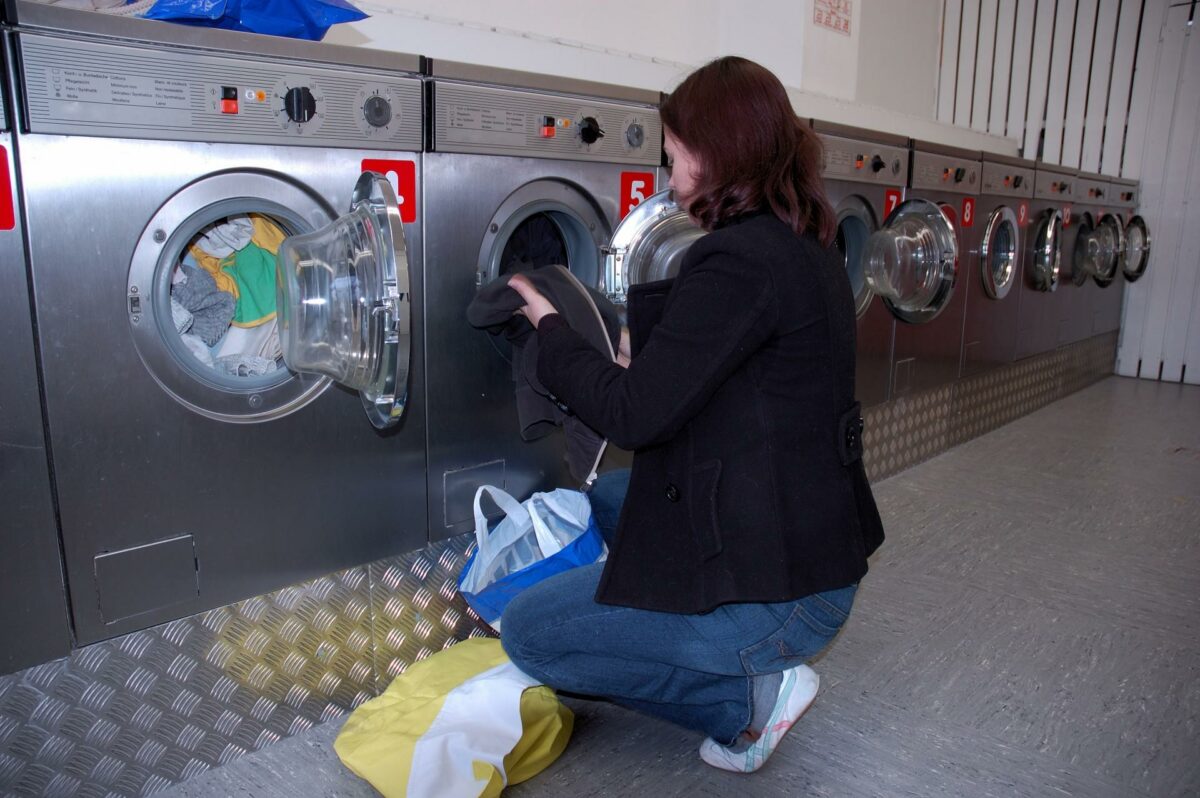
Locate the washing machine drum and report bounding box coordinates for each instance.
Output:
[498,214,570,276]
[863,198,958,324]
[602,189,705,304]
[1028,208,1063,292]
[980,205,1019,300]
[276,172,412,430]
[1122,215,1151,282]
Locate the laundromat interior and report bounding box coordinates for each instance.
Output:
[1,0,1198,795]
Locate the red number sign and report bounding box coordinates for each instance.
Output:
[0,147,14,231]
[1062,204,1072,228]
[884,188,902,218]
[361,159,417,223]
[1018,201,1029,225]
[620,172,655,219]
[961,196,976,228]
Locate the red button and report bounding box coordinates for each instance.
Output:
[540,125,555,138]
[221,99,238,114]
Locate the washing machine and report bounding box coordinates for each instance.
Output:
[0,24,71,672]
[880,140,980,397]
[422,60,663,539]
[812,120,907,407]
[11,2,427,644]
[1113,177,1151,288]
[1015,164,1072,359]
[960,154,1034,376]
[1058,171,1115,345]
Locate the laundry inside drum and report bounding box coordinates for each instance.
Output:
[169,213,289,383]
[498,213,569,277]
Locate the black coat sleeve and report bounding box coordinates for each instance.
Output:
[535,249,779,450]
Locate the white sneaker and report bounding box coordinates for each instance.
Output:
[698,664,820,773]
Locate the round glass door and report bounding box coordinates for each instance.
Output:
[980,205,1019,299]
[603,189,704,304]
[834,195,879,317]
[1122,215,1151,282]
[276,172,412,430]
[1070,213,1098,286]
[863,198,958,324]
[127,172,335,423]
[1028,208,1062,292]
[1091,213,1124,287]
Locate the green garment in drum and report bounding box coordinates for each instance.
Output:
[221,241,278,327]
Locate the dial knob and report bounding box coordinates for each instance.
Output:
[625,122,645,149]
[1013,175,1024,188]
[363,95,393,128]
[870,155,886,173]
[285,86,317,124]
[580,116,605,145]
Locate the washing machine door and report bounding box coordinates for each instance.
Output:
[1121,215,1151,282]
[835,195,880,317]
[602,189,704,304]
[276,172,411,429]
[1090,213,1124,287]
[1028,208,1062,292]
[980,205,1020,299]
[863,198,958,324]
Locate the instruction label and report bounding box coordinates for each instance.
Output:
[47,67,189,109]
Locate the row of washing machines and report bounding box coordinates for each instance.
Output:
[0,1,1149,672]
[817,123,1150,408]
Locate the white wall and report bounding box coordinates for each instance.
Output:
[325,0,1017,154]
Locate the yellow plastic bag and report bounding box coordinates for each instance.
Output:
[334,637,572,797]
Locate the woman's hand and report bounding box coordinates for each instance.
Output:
[507,274,559,328]
[617,327,631,368]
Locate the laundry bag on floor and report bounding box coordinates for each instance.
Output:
[334,637,572,798]
[457,485,606,631]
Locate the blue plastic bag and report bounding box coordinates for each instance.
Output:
[143,0,366,41]
[458,486,606,632]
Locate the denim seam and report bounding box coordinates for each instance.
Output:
[810,592,850,622]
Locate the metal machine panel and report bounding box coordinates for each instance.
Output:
[980,158,1035,198]
[0,34,72,675]
[19,34,423,150]
[432,82,661,165]
[891,146,982,397]
[820,135,909,187]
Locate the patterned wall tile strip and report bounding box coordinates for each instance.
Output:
[0,333,1116,797]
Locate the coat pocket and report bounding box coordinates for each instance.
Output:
[688,459,723,560]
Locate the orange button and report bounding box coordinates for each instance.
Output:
[221,99,238,114]
[540,125,556,138]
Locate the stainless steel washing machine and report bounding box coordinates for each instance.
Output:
[0,24,70,673]
[1058,171,1114,346]
[812,120,907,407]
[960,154,1034,376]
[423,61,663,540]
[12,3,427,644]
[1114,178,1151,288]
[883,141,980,396]
[1088,177,1141,336]
[1016,164,1072,359]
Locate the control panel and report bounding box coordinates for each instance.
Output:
[1075,175,1111,206]
[1111,180,1138,209]
[911,150,981,194]
[981,161,1034,198]
[1034,169,1077,201]
[432,82,661,166]
[19,33,422,151]
[819,134,908,186]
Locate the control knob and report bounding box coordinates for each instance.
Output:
[870,155,886,173]
[285,86,317,124]
[625,122,645,149]
[1013,175,1024,188]
[363,95,393,128]
[580,116,605,145]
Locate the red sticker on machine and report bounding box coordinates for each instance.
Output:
[1018,201,1029,226]
[961,196,976,228]
[1062,204,1072,227]
[361,159,417,223]
[939,202,958,227]
[883,189,902,218]
[0,146,14,231]
[620,172,655,219]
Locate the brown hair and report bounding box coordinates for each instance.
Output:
[660,56,835,246]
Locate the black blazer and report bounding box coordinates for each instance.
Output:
[536,213,884,613]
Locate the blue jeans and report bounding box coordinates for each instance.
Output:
[501,469,857,745]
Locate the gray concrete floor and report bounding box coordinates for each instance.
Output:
[155,376,1200,798]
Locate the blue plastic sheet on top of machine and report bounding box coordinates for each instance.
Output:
[143,0,367,40]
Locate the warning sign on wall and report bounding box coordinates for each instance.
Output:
[814,0,852,36]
